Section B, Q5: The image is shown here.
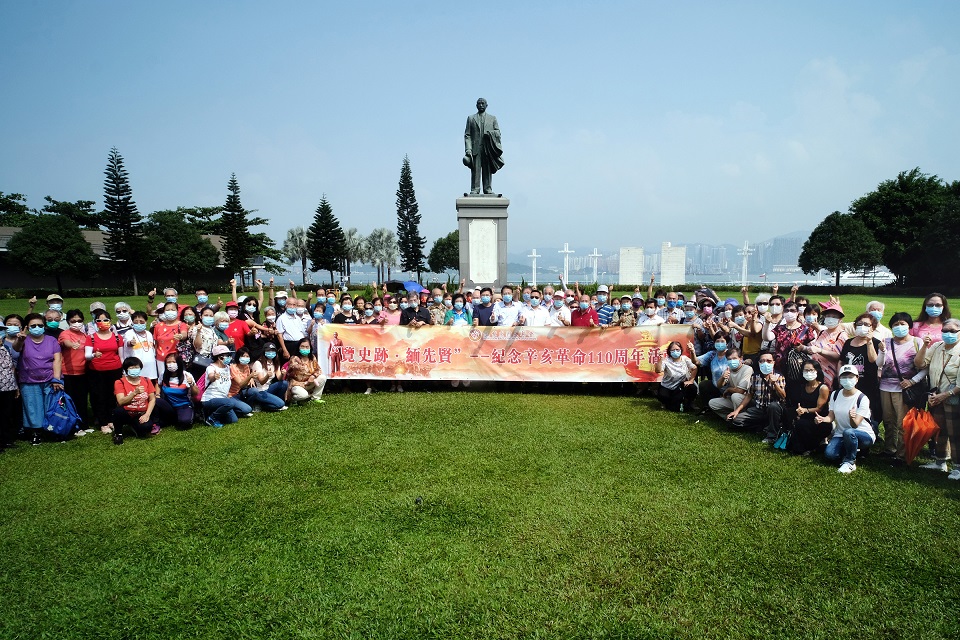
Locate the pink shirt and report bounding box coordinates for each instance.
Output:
[380,311,402,326]
[911,322,942,344]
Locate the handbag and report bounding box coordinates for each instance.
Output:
[891,338,929,409]
[192,353,213,368]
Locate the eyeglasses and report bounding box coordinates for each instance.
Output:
[927,303,944,308]
[28,324,44,329]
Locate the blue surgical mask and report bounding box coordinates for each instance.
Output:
[202,317,215,327]
[666,300,677,309]
[892,325,909,339]
[612,304,621,311]
[342,304,353,313]
[503,294,513,304]
[598,295,607,303]
[264,351,277,360]
[299,348,311,356]
[735,316,746,325]
[454,301,464,310]
[728,359,741,370]
[714,342,727,352]
[239,356,251,365]
[163,311,177,321]
[943,332,959,345]
[364,309,374,317]
[685,310,695,319]
[184,315,196,324]
[374,305,382,313]
[869,310,883,321]
[29,326,45,337]
[286,307,296,315]
[530,299,540,307]
[245,306,257,314]
[49,303,62,311]
[132,323,147,332]
[554,300,564,309]
[523,293,531,302]
[276,298,287,307]
[669,349,681,359]
[166,296,177,303]
[481,295,491,304]
[313,311,322,319]
[327,297,337,305]
[926,306,943,318]
[758,362,774,375]
[217,322,230,331]
[5,326,19,336]
[579,302,589,310]
[434,296,443,304]
[656,297,665,306]
[399,302,408,310]
[196,295,208,304]
[126,368,141,378]
[46,321,60,329]
[222,356,232,365]
[804,315,816,325]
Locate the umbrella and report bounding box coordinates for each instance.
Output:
[402,280,425,294]
[902,407,940,465]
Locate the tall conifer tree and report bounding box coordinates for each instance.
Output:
[396,155,425,280]
[102,147,146,294]
[218,173,283,280]
[307,194,346,285]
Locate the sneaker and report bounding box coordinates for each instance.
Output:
[396,385,404,393]
[74,430,87,438]
[364,388,373,395]
[206,417,224,428]
[761,437,775,445]
[838,462,856,474]
[113,432,124,445]
[84,428,95,434]
[30,432,42,446]
[150,423,161,436]
[100,426,113,434]
[245,413,254,418]
[313,398,325,404]
[948,469,960,481]
[278,406,288,411]
[920,460,949,473]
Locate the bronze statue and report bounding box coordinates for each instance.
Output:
[463,98,504,195]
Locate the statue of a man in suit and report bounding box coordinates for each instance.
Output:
[463,98,504,195]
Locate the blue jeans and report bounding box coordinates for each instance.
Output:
[202,397,253,425]
[238,383,287,411]
[825,428,874,464]
[21,382,53,431]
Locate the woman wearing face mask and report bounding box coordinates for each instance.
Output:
[85,311,122,434]
[773,301,816,387]
[911,293,951,344]
[283,339,327,404]
[878,312,927,464]
[381,296,402,325]
[333,296,358,325]
[12,313,64,445]
[155,353,199,430]
[707,347,754,420]
[728,304,762,366]
[212,311,235,351]
[695,336,732,412]
[201,346,252,427]
[230,346,286,412]
[359,302,380,325]
[121,311,158,382]
[913,317,960,478]
[444,293,473,327]
[249,343,289,408]
[803,302,846,389]
[815,365,874,474]
[655,341,698,412]
[837,312,884,431]
[112,357,159,443]
[58,309,92,429]
[223,301,251,352]
[154,301,189,373]
[785,360,830,455]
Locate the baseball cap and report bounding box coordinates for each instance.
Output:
[597,285,609,293]
[46,294,64,303]
[90,302,106,313]
[276,290,288,299]
[838,364,859,377]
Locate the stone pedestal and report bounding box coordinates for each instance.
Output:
[456,195,509,290]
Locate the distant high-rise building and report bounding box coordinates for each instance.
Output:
[660,242,686,286]
[619,247,645,284]
[771,237,803,272]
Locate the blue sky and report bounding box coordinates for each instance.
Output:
[2,1,958,255]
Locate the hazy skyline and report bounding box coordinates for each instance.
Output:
[2,1,958,253]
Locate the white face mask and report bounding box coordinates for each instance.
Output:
[855,325,871,337]
[802,370,817,382]
[166,362,178,372]
[839,377,857,390]
[823,317,840,328]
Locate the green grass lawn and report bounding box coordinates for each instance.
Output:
[1,389,958,639]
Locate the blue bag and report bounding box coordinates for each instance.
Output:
[45,388,82,436]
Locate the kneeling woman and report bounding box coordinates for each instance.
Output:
[155,353,200,429]
[201,345,253,427]
[654,341,697,412]
[815,364,874,474]
[231,347,287,411]
[786,360,830,455]
[283,338,327,404]
[112,357,159,444]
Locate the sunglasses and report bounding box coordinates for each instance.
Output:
[28,324,44,329]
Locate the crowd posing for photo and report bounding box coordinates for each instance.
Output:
[1,280,956,479]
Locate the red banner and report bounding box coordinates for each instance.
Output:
[316,324,694,382]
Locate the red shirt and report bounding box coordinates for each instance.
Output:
[87,332,122,371]
[225,319,251,351]
[571,307,600,327]
[114,376,155,413]
[58,328,88,375]
[153,321,187,361]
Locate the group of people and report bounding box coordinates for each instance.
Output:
[650,287,957,477]
[2,279,956,477]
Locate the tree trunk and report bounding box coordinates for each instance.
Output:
[55,273,63,297]
[302,257,308,286]
[329,270,334,287]
[132,272,139,297]
[834,270,841,287]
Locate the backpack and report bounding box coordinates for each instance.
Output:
[45,389,82,436]
[830,389,870,434]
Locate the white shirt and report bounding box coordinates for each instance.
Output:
[523,305,551,327]
[549,304,571,327]
[829,389,874,442]
[275,310,306,341]
[202,364,231,401]
[637,313,665,326]
[491,301,524,327]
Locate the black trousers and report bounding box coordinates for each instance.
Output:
[88,368,121,426]
[63,373,90,424]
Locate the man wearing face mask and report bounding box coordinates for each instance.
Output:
[658,291,683,323]
[548,292,572,327]
[707,347,754,420]
[638,299,665,326]
[491,285,525,327]
[428,287,447,327]
[522,290,550,327]
[400,291,433,328]
[274,297,306,362]
[571,294,599,327]
[726,352,786,442]
[695,336,732,412]
[472,287,496,326]
[595,285,614,327]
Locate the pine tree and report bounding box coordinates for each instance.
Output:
[218,173,283,282]
[307,195,346,285]
[396,155,425,280]
[102,147,146,294]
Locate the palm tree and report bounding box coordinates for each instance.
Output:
[281,226,310,284]
[365,227,400,282]
[343,227,365,284]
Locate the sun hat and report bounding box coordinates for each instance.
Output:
[212,345,233,357]
[819,301,845,318]
[46,293,63,302]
